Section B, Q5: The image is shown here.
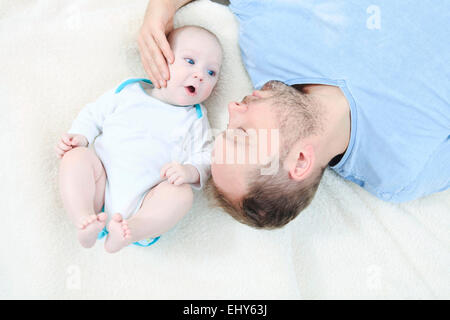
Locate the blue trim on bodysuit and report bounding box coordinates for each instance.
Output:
[97,205,161,247]
[195,104,202,118]
[115,78,203,118]
[115,78,153,94]
[97,226,161,247]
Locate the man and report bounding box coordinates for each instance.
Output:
[139,0,450,229]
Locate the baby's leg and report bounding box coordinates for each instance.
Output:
[104,180,194,253]
[59,147,107,248]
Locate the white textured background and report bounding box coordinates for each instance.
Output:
[0,0,448,299]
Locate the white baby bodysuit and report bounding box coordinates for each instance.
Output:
[68,79,212,219]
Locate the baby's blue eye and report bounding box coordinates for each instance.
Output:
[185,58,195,65]
[208,70,216,76]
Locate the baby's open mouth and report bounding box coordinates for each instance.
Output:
[185,85,197,96]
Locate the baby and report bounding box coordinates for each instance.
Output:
[56,26,222,253]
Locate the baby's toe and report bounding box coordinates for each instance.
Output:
[112,213,123,222]
[97,212,107,222]
[121,224,129,237]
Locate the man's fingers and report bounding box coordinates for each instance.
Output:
[138,39,160,88]
[142,57,158,89]
[139,32,169,88]
[150,38,170,85]
[141,34,163,85]
[153,30,173,73]
[146,36,169,87]
[154,29,174,64]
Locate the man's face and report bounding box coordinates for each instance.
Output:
[211,86,280,204]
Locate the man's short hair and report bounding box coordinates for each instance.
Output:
[207,164,325,229]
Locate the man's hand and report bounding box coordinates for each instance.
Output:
[55,133,88,159]
[160,162,200,186]
[138,0,176,89]
[138,0,194,88]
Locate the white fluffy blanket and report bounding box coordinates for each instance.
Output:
[1,0,448,299]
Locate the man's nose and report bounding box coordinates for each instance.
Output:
[252,90,262,97]
[228,101,248,114]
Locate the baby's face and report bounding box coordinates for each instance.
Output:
[164,28,222,106]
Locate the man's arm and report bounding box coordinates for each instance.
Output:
[172,0,196,9]
[138,0,196,88]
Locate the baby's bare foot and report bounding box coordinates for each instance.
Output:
[77,212,107,248]
[104,213,132,253]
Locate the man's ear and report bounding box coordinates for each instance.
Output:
[287,144,315,182]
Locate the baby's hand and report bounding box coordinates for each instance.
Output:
[160,162,193,186]
[55,133,88,159]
